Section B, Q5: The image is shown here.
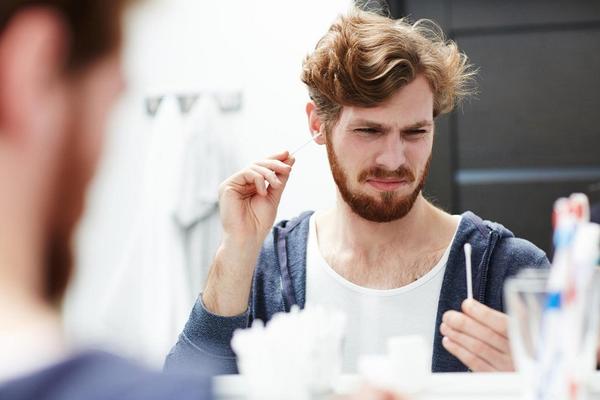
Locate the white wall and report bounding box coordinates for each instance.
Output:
[64,0,350,365]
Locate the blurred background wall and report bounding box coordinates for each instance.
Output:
[64,0,600,366]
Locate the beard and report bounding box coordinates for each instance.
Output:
[44,120,93,306]
[326,141,431,223]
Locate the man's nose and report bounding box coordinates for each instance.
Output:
[374,133,407,171]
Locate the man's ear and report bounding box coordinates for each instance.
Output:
[0,7,69,143]
[305,101,326,145]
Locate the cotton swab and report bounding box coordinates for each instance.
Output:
[291,132,323,155]
[464,243,473,300]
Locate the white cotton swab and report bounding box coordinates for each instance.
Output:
[291,132,323,155]
[464,243,473,300]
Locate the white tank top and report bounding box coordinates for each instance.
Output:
[305,214,461,372]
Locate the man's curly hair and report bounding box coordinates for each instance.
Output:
[301,8,477,133]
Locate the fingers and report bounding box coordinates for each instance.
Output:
[440,322,513,371]
[260,152,295,203]
[462,299,508,337]
[221,168,265,197]
[251,157,295,189]
[250,165,282,189]
[441,336,495,372]
[221,152,295,200]
[255,159,293,177]
[442,310,510,354]
[441,301,515,372]
[248,169,267,196]
[267,150,295,166]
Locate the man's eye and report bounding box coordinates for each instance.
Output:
[354,128,379,134]
[405,129,428,137]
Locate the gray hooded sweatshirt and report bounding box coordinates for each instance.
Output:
[165,211,549,374]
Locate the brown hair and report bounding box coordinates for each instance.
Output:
[0,0,131,71]
[301,8,476,132]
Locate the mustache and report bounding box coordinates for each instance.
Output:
[358,166,416,183]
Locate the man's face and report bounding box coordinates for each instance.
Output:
[325,75,434,223]
[45,51,124,300]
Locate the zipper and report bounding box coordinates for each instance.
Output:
[477,230,499,303]
[275,226,297,311]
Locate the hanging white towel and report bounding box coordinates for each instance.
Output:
[174,96,240,299]
[97,96,192,367]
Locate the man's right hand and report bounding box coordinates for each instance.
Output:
[202,151,295,317]
[219,150,295,249]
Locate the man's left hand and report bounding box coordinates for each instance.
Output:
[440,299,514,372]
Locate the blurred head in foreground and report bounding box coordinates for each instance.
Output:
[0,0,130,308]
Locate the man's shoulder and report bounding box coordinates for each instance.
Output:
[444,211,549,311]
[273,210,315,234]
[492,236,549,269]
[0,350,210,400]
[458,211,549,268]
[253,210,314,289]
[258,210,315,257]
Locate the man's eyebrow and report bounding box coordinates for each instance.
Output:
[403,120,433,130]
[349,119,389,130]
[349,119,434,131]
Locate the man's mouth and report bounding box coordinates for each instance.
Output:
[366,178,410,191]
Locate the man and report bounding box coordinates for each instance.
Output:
[0,1,214,398]
[166,9,549,375]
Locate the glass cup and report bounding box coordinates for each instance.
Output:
[504,268,600,400]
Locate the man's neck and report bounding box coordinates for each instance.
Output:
[0,252,56,333]
[0,224,64,373]
[315,192,459,288]
[0,155,66,379]
[0,190,54,331]
[325,193,452,254]
[0,284,65,384]
[0,286,59,331]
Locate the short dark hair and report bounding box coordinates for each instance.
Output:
[0,0,132,70]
